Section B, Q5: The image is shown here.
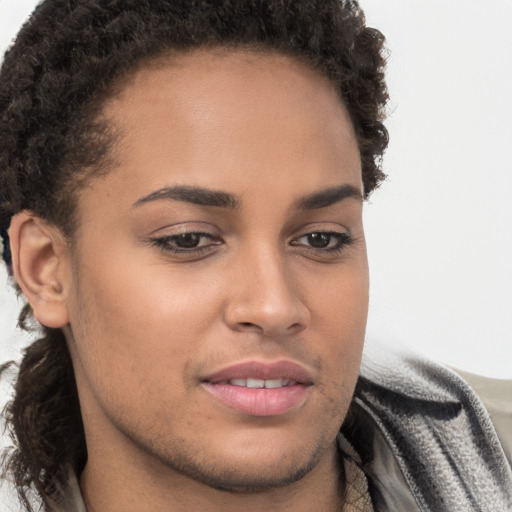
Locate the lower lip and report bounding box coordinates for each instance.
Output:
[202,383,310,416]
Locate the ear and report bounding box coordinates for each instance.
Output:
[9,212,71,328]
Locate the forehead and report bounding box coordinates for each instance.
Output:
[114,47,342,112]
[78,49,361,217]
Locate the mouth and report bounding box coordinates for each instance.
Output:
[215,377,297,388]
[202,360,313,417]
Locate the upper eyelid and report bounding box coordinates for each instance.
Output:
[289,219,349,233]
[294,231,348,238]
[291,231,351,244]
[290,227,349,240]
[148,218,351,239]
[153,232,221,244]
[148,222,221,236]
[161,231,218,238]
[151,227,349,239]
[153,229,347,239]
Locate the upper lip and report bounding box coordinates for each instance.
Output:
[204,360,314,385]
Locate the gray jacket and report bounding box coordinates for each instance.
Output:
[52,347,512,511]
[345,345,512,511]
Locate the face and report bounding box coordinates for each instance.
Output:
[64,49,368,491]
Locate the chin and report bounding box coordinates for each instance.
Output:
[153,425,333,494]
[172,449,323,494]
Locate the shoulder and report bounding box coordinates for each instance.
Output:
[346,344,512,511]
[448,366,512,465]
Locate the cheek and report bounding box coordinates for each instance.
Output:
[72,244,221,337]
[306,260,368,396]
[308,256,369,337]
[66,252,224,404]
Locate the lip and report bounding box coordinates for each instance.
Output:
[202,360,313,416]
[204,360,314,384]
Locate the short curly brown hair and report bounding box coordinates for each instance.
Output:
[0,0,388,510]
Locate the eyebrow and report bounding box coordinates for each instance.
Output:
[294,184,363,210]
[133,185,239,209]
[133,183,362,211]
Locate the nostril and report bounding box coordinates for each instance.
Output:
[287,322,306,335]
[240,322,257,328]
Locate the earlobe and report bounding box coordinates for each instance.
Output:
[9,212,71,328]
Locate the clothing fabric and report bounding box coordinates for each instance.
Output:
[51,347,512,511]
[343,344,512,511]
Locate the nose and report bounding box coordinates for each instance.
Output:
[223,247,310,338]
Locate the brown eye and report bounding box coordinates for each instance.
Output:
[307,233,332,248]
[150,231,223,255]
[291,231,353,254]
[174,233,202,248]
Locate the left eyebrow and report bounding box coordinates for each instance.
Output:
[132,185,239,209]
[294,184,363,210]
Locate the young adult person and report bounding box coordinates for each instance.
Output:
[0,1,510,511]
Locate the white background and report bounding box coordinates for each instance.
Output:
[1,0,511,507]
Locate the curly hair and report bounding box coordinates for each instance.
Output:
[0,0,388,509]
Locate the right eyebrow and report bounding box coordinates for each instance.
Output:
[294,184,363,210]
[132,185,240,209]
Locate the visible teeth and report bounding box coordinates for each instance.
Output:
[247,378,265,388]
[264,378,285,389]
[228,378,292,388]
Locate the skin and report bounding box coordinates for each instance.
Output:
[15,49,369,511]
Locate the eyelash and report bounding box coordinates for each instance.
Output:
[290,232,353,254]
[149,230,353,257]
[150,232,221,255]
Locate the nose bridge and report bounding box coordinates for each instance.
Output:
[225,241,309,336]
